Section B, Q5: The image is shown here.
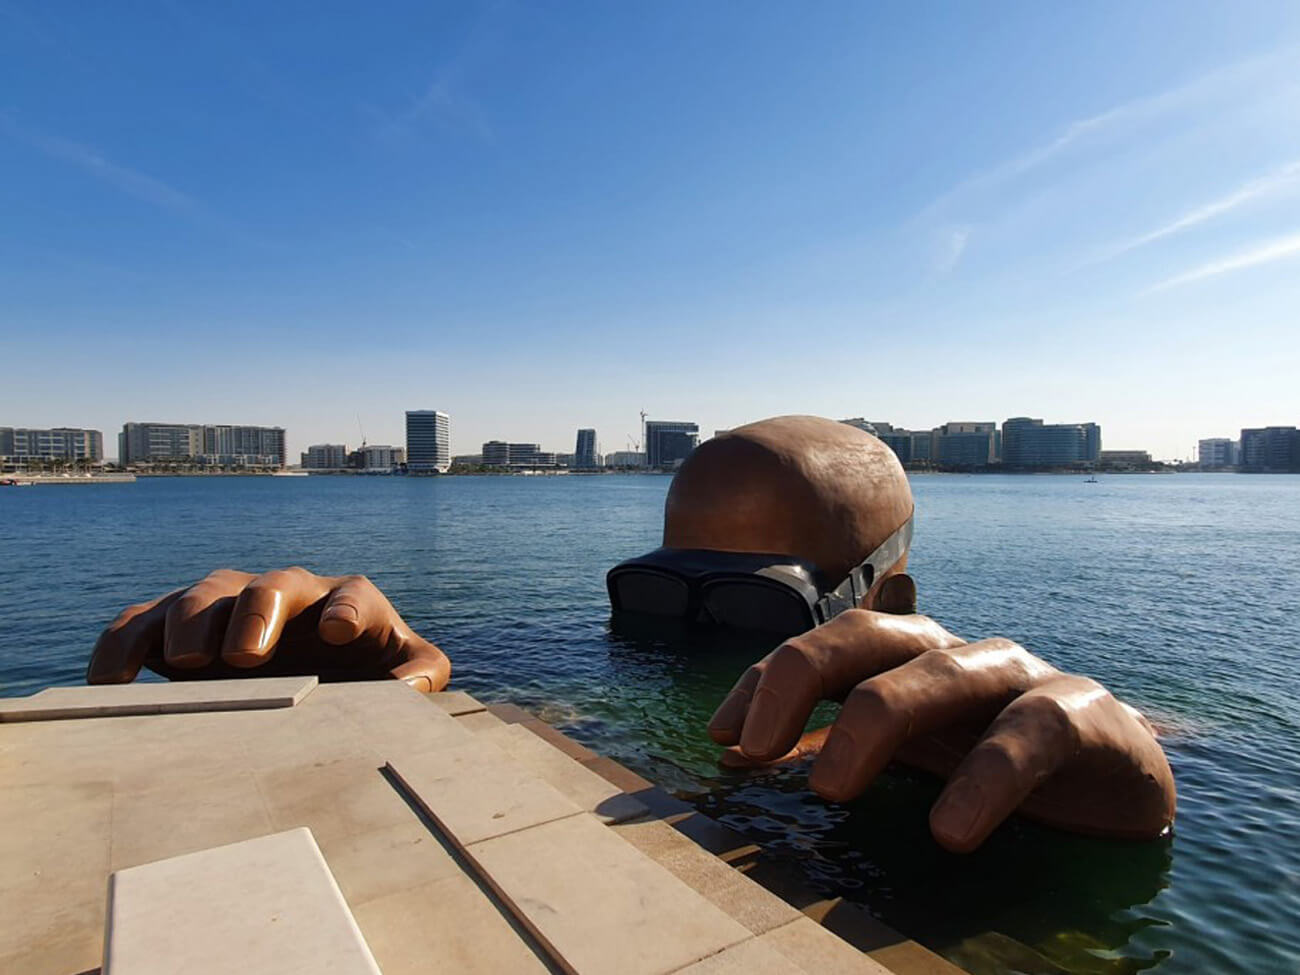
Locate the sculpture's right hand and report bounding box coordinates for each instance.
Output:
[86,567,450,692]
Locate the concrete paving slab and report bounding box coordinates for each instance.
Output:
[672,936,802,973]
[655,844,803,936]
[479,723,648,824]
[110,768,276,871]
[256,756,413,846]
[456,708,508,732]
[104,827,380,975]
[387,738,583,845]
[0,676,317,722]
[428,690,488,716]
[352,873,553,975]
[761,917,894,974]
[468,812,753,975]
[0,782,112,974]
[315,820,464,908]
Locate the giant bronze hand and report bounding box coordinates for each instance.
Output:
[87,567,450,692]
[708,608,1174,853]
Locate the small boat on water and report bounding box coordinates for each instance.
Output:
[1084,475,1099,483]
[1,478,34,486]
[270,471,310,477]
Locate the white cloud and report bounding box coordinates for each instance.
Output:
[1,115,200,214]
[1095,160,1300,263]
[1144,230,1300,293]
[936,225,971,273]
[917,47,1298,221]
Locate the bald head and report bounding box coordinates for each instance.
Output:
[664,416,913,584]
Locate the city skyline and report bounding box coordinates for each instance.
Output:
[4,4,1300,460]
[5,405,1294,462]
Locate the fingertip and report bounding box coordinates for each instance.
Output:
[223,612,269,657]
[929,778,992,854]
[738,686,798,761]
[318,603,362,645]
[707,692,748,745]
[807,727,865,802]
[391,643,451,692]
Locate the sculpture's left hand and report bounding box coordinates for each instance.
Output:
[86,567,450,692]
[709,613,1174,852]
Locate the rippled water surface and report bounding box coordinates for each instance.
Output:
[2,473,1298,973]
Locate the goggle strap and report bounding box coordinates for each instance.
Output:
[814,515,914,624]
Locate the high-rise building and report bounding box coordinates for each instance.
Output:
[199,425,286,467]
[405,410,450,473]
[481,442,556,468]
[120,423,202,464]
[840,418,888,435]
[644,420,699,468]
[1002,417,1101,468]
[933,422,1000,468]
[1098,450,1153,469]
[605,451,646,468]
[0,427,103,464]
[574,429,598,468]
[119,423,284,467]
[1198,438,1237,470]
[876,431,913,463]
[353,444,403,472]
[301,444,348,469]
[1240,427,1300,473]
[910,430,935,462]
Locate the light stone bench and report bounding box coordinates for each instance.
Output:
[0,676,317,722]
[104,827,380,975]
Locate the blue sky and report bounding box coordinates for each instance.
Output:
[3,1,1300,461]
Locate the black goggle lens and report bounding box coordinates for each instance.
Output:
[701,580,816,636]
[610,570,691,617]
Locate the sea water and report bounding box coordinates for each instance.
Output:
[2,473,1297,973]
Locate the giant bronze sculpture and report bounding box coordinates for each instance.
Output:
[87,415,1174,853]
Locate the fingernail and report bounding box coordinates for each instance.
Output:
[323,604,359,623]
[817,728,857,775]
[740,688,781,757]
[809,728,858,798]
[931,780,985,849]
[228,613,267,652]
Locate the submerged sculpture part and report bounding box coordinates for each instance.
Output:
[85,414,1174,855]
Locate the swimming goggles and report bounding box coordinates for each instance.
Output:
[606,516,913,637]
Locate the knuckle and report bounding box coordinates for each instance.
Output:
[1011,693,1080,750]
[249,568,296,591]
[845,681,899,723]
[918,647,962,681]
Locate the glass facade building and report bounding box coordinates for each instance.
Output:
[119,422,284,467]
[0,427,103,463]
[1239,427,1300,473]
[645,421,699,468]
[405,410,450,473]
[1002,417,1101,468]
[574,428,598,468]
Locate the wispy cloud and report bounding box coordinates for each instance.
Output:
[1,114,200,215]
[1094,160,1300,263]
[2,114,275,250]
[917,47,1297,221]
[935,225,971,273]
[1144,230,1300,293]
